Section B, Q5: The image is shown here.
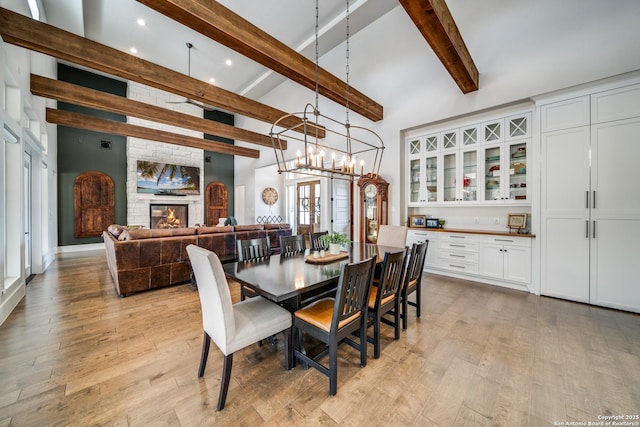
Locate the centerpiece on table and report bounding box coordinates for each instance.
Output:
[319,231,352,255]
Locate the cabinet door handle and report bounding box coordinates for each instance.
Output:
[586,190,589,209]
[593,220,596,239]
[585,220,589,238]
[450,235,465,239]
[450,244,466,248]
[593,191,596,209]
[494,239,513,243]
[449,264,465,269]
[450,254,466,258]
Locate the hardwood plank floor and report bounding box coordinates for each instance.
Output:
[1,250,639,426]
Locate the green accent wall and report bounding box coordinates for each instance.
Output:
[57,64,127,246]
[56,65,236,243]
[204,109,235,220]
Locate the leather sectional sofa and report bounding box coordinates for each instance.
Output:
[103,223,291,296]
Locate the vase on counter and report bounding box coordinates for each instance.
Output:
[329,243,340,255]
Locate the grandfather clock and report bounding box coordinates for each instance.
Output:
[357,174,388,243]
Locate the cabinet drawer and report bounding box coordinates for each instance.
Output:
[406,230,438,246]
[479,235,531,248]
[439,259,479,274]
[440,240,478,252]
[440,250,479,264]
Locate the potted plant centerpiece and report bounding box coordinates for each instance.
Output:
[319,231,351,255]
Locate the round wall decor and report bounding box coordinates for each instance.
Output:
[261,187,278,205]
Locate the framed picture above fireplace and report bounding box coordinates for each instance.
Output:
[137,161,200,195]
[150,204,189,229]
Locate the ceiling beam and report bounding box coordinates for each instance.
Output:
[0,7,324,137]
[30,74,285,150]
[399,0,479,93]
[46,108,260,159]
[136,0,384,122]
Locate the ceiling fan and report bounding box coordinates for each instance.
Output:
[166,42,215,111]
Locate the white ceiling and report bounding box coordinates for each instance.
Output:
[39,0,399,100]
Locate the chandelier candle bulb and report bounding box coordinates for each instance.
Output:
[360,160,364,176]
[331,153,336,169]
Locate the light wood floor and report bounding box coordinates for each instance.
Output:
[1,250,639,426]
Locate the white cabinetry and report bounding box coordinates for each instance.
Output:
[406,229,438,270]
[479,236,531,285]
[421,230,532,290]
[540,83,640,313]
[438,233,479,274]
[406,110,531,206]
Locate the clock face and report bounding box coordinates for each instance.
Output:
[261,187,278,205]
[364,184,378,199]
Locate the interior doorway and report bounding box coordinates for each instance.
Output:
[23,152,32,279]
[296,180,320,236]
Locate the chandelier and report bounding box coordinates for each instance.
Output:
[270,0,384,181]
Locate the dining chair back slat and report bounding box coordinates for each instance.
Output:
[309,231,328,251]
[279,234,306,255]
[237,237,271,261]
[401,241,429,329]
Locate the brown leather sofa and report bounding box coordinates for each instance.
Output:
[103,223,291,296]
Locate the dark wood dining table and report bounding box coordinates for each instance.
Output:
[222,242,404,312]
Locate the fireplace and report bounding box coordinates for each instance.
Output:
[150,204,188,229]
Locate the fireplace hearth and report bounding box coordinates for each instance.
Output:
[150,204,188,229]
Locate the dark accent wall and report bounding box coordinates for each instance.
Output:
[56,65,236,244]
[204,109,235,219]
[57,64,127,246]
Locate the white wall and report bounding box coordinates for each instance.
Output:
[0,0,58,325]
[235,1,640,230]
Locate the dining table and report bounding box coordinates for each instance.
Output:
[222,242,405,312]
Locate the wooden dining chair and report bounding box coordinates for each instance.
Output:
[237,236,271,300]
[186,245,293,411]
[293,256,376,395]
[279,234,306,255]
[367,248,408,358]
[401,241,429,330]
[308,231,328,251]
[376,225,408,248]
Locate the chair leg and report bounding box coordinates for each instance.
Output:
[217,353,233,411]
[329,342,338,396]
[416,283,421,318]
[360,321,368,368]
[373,314,381,359]
[284,328,293,370]
[393,300,401,340]
[402,292,409,330]
[198,333,211,377]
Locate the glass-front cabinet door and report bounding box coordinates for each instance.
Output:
[461,149,478,202]
[482,140,529,203]
[425,154,438,203]
[483,145,503,202]
[443,152,457,202]
[408,157,423,204]
[507,140,528,202]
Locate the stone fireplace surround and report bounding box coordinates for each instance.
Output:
[126,82,205,228]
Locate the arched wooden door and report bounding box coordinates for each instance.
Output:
[74,171,115,238]
[205,181,228,226]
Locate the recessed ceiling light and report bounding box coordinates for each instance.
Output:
[130,47,138,54]
[209,77,216,84]
[225,59,232,66]
[137,18,146,26]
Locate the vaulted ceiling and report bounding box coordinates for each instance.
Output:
[2,0,479,156]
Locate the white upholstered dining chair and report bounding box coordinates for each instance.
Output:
[376,225,408,248]
[186,244,293,410]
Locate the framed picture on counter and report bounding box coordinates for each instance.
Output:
[507,213,527,229]
[409,215,426,228]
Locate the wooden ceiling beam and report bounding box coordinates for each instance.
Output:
[399,0,479,93]
[30,74,285,150]
[0,7,323,137]
[136,0,384,122]
[46,108,260,159]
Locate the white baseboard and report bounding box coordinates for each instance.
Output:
[57,243,105,253]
